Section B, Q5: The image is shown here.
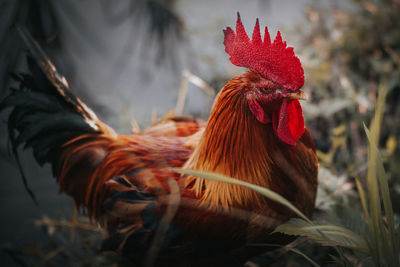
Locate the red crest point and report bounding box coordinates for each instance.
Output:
[223,13,304,90]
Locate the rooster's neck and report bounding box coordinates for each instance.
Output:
[184,75,276,208]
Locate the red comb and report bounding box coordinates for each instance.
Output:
[223,13,304,90]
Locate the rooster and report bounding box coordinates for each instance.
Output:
[2,14,318,266]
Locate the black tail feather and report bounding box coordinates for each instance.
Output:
[15,26,98,121]
[1,27,104,204]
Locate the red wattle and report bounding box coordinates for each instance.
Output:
[248,98,271,124]
[272,99,304,146]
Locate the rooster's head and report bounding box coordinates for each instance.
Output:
[223,13,306,146]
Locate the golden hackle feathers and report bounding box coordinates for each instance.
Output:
[184,72,318,219]
[184,73,275,208]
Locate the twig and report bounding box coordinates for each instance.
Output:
[175,72,189,115]
[43,245,67,262]
[151,107,158,124]
[130,117,140,133]
[35,217,103,233]
[175,70,216,115]
[70,204,77,242]
[384,45,400,67]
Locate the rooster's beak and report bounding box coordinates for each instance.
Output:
[288,90,307,100]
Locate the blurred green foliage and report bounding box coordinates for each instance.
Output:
[298,0,400,210]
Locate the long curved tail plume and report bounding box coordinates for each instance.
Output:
[0,27,114,204]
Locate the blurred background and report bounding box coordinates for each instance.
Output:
[1,0,399,266]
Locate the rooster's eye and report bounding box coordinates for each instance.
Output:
[260,88,273,94]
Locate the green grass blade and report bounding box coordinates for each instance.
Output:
[355,177,369,220]
[365,127,397,262]
[274,219,368,253]
[287,247,321,267]
[249,244,320,267]
[362,125,382,263]
[173,168,311,223]
[329,254,349,267]
[365,118,398,265]
[300,225,366,244]
[362,82,399,266]
[363,83,386,264]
